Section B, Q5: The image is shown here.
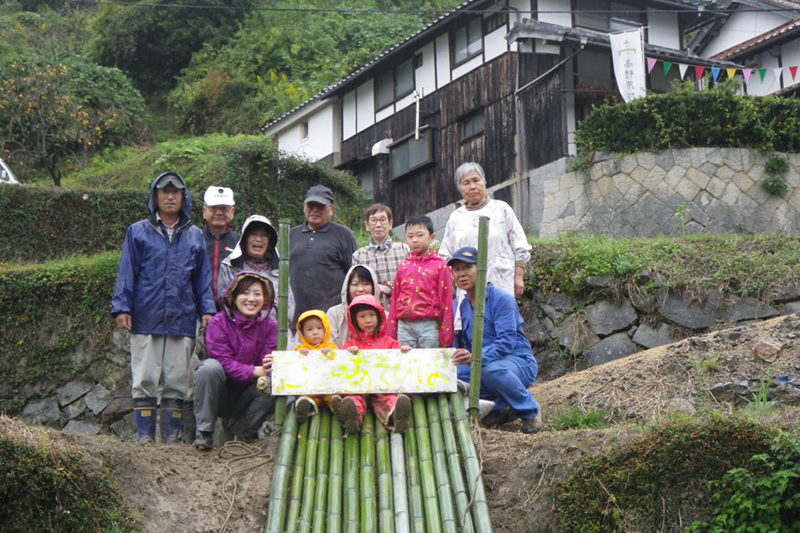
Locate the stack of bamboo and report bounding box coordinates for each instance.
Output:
[265,394,494,533]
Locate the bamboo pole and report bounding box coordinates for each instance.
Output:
[438,395,475,533]
[311,409,331,533]
[343,433,360,533]
[390,431,411,533]
[265,406,299,533]
[298,413,321,533]
[274,220,291,430]
[449,394,493,533]
[469,216,490,422]
[286,420,310,533]
[426,397,457,533]
[360,411,378,533]
[404,408,426,533]
[376,422,395,533]
[413,396,442,533]
[327,416,345,533]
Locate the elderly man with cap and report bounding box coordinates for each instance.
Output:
[290,185,357,323]
[111,171,216,445]
[448,246,542,434]
[202,186,239,308]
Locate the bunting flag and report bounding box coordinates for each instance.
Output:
[743,68,752,83]
[678,63,689,79]
[773,67,783,80]
[711,67,721,82]
[791,66,798,81]
[639,57,800,89]
[663,61,673,76]
[726,68,737,80]
[759,68,767,82]
[695,65,706,80]
[647,57,658,74]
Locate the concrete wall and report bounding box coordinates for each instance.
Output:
[535,148,800,238]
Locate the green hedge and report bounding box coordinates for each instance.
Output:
[576,81,800,155]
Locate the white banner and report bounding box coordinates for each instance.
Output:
[609,28,646,102]
[271,349,458,395]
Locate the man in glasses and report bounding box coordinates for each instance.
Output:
[202,186,239,309]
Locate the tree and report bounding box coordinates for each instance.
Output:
[0,58,144,186]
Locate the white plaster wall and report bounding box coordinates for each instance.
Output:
[484,26,509,61]
[356,79,375,133]
[746,51,781,96]
[277,105,337,161]
[395,92,416,112]
[343,90,357,140]
[436,34,451,88]
[538,0,571,27]
[647,9,680,50]
[416,42,437,97]
[277,123,304,156]
[702,10,789,58]
[782,38,800,88]
[375,105,394,123]
[451,54,483,81]
[508,0,531,51]
[565,58,577,156]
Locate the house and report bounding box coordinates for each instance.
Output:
[263,0,738,230]
[691,0,800,96]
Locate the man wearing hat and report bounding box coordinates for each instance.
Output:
[448,246,542,434]
[202,186,239,308]
[290,185,357,323]
[111,171,216,445]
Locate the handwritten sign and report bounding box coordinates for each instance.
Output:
[271,349,457,395]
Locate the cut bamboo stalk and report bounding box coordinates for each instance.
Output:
[390,431,411,533]
[312,410,331,533]
[438,395,475,533]
[413,396,442,533]
[426,397,457,533]
[265,406,299,533]
[286,420,310,533]
[469,216,489,422]
[449,393,493,533]
[327,416,345,533]
[404,408,426,533]
[343,432,360,533]
[376,422,395,533]
[274,220,291,430]
[297,413,321,533]
[360,411,378,533]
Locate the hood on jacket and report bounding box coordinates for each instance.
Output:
[147,171,192,222]
[295,309,337,350]
[339,263,380,305]
[346,294,387,340]
[221,270,275,316]
[224,215,280,270]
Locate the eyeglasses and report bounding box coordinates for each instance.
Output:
[368,217,390,225]
[206,205,232,212]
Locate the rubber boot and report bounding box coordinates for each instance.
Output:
[160,398,184,445]
[133,397,158,445]
[183,401,196,445]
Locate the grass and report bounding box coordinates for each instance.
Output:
[550,406,609,430]
[689,353,720,375]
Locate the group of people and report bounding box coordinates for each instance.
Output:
[110,162,541,450]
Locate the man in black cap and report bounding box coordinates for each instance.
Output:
[290,185,357,323]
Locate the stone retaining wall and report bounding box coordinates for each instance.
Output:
[538,148,800,238]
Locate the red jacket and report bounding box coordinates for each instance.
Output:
[388,250,454,347]
[343,294,401,350]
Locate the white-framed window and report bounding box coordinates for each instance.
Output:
[375,58,416,111]
[452,17,483,67]
[390,129,434,179]
[575,0,644,32]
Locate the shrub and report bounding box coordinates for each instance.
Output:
[550,406,608,430]
[762,154,790,197]
[576,80,800,155]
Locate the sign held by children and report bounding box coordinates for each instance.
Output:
[271,348,457,394]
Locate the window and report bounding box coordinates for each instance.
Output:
[375,58,416,111]
[390,129,434,179]
[484,11,508,34]
[575,0,644,32]
[300,121,309,140]
[453,17,483,66]
[460,111,484,141]
[358,167,374,200]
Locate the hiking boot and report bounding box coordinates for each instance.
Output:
[182,401,196,445]
[296,396,316,423]
[160,398,184,445]
[390,394,412,433]
[481,407,515,428]
[520,411,544,435]
[133,398,157,445]
[332,397,361,435]
[194,431,214,451]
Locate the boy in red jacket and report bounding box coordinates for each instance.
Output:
[388,215,454,348]
[334,294,412,434]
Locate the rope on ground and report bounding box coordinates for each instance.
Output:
[216,429,279,533]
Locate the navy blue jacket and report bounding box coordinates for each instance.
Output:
[110,172,216,338]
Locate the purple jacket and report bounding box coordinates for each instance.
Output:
[205,276,278,388]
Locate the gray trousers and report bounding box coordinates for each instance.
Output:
[397,319,441,348]
[130,334,192,400]
[193,358,274,438]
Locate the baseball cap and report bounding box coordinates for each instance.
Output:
[304,185,335,205]
[155,173,185,189]
[446,247,479,266]
[204,186,235,207]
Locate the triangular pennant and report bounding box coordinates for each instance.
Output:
[726,68,737,79]
[791,66,798,81]
[743,68,752,83]
[663,61,673,76]
[694,65,706,80]
[647,57,658,74]
[773,67,783,80]
[711,67,721,82]
[678,63,689,79]
[759,68,767,82]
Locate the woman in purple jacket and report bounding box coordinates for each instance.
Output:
[193,271,277,450]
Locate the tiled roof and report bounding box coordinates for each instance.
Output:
[712,17,800,59]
